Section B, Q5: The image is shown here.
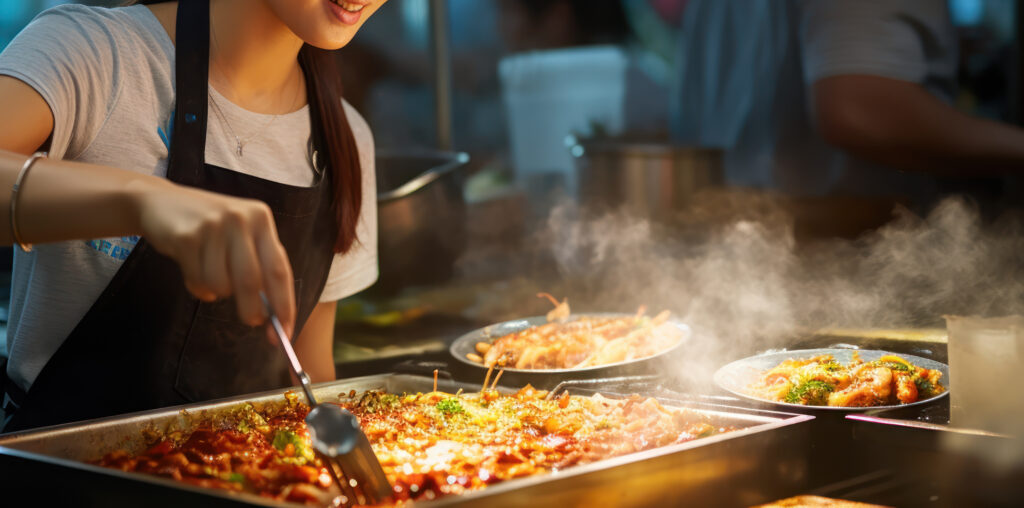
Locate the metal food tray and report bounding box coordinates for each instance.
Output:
[0,374,815,508]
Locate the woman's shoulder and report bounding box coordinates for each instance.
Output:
[28,3,149,30]
[23,3,171,55]
[341,100,375,170]
[342,100,372,147]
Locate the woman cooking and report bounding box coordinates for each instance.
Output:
[0,0,382,432]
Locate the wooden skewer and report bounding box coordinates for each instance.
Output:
[490,368,505,391]
[433,369,438,393]
[482,364,494,392]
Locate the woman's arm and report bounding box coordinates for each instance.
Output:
[293,301,338,383]
[0,76,298,334]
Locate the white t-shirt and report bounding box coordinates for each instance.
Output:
[0,4,378,392]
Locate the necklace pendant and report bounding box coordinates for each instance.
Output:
[236,139,243,157]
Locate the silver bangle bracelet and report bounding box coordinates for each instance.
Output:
[10,151,47,253]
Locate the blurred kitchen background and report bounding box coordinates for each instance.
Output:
[2,0,1024,372]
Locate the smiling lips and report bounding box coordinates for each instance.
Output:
[330,0,366,13]
[327,0,368,25]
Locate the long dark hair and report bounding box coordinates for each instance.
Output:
[134,0,361,254]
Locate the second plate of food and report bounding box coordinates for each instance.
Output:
[713,348,949,412]
[451,312,691,375]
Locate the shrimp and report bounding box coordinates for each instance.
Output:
[894,372,919,404]
[828,367,892,407]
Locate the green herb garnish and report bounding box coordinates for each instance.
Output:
[820,362,843,372]
[271,430,314,462]
[914,377,936,397]
[873,360,913,373]
[227,472,245,483]
[784,380,835,405]
[358,391,401,413]
[436,398,465,415]
[271,430,299,451]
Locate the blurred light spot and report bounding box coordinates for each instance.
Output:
[949,0,983,26]
[401,0,429,49]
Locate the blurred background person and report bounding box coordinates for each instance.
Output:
[669,0,1024,220]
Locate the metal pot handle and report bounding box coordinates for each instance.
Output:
[377,152,470,203]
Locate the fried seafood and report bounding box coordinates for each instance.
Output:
[95,387,728,506]
[747,353,945,407]
[752,495,892,507]
[469,295,685,370]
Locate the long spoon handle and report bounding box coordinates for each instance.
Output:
[260,292,318,406]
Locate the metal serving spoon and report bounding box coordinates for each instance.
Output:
[261,293,392,507]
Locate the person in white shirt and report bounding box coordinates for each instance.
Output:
[0,0,384,431]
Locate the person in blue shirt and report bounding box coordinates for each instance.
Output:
[671,0,1024,210]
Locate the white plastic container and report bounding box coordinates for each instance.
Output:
[944,315,1024,468]
[499,45,628,193]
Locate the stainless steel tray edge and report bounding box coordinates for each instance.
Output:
[0,373,816,507]
[426,412,815,507]
[0,373,464,459]
[0,444,284,507]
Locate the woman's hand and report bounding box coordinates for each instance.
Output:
[1,75,295,333]
[131,178,296,336]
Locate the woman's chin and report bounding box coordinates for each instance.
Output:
[303,32,356,51]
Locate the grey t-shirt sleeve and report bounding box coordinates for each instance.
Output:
[0,5,121,159]
[800,0,931,86]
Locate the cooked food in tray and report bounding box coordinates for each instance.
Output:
[751,495,892,507]
[746,352,945,407]
[95,385,732,506]
[466,293,686,370]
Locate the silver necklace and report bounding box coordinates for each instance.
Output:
[208,9,300,157]
[208,91,281,157]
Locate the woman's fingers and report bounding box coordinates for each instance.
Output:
[199,223,231,299]
[178,235,217,302]
[201,202,294,331]
[226,214,266,326]
[136,182,296,329]
[254,212,296,337]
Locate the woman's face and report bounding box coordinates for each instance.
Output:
[265,0,387,50]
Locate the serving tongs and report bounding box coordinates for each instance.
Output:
[261,294,392,507]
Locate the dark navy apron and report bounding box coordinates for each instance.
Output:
[2,0,338,432]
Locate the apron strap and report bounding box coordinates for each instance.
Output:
[1,356,27,427]
[167,0,211,182]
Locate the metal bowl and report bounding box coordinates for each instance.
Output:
[568,137,723,223]
[713,348,950,412]
[373,150,470,293]
[450,313,691,377]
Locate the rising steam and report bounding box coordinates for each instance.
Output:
[533,195,1024,389]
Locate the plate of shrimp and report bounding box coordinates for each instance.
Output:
[714,348,949,411]
[450,294,690,373]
